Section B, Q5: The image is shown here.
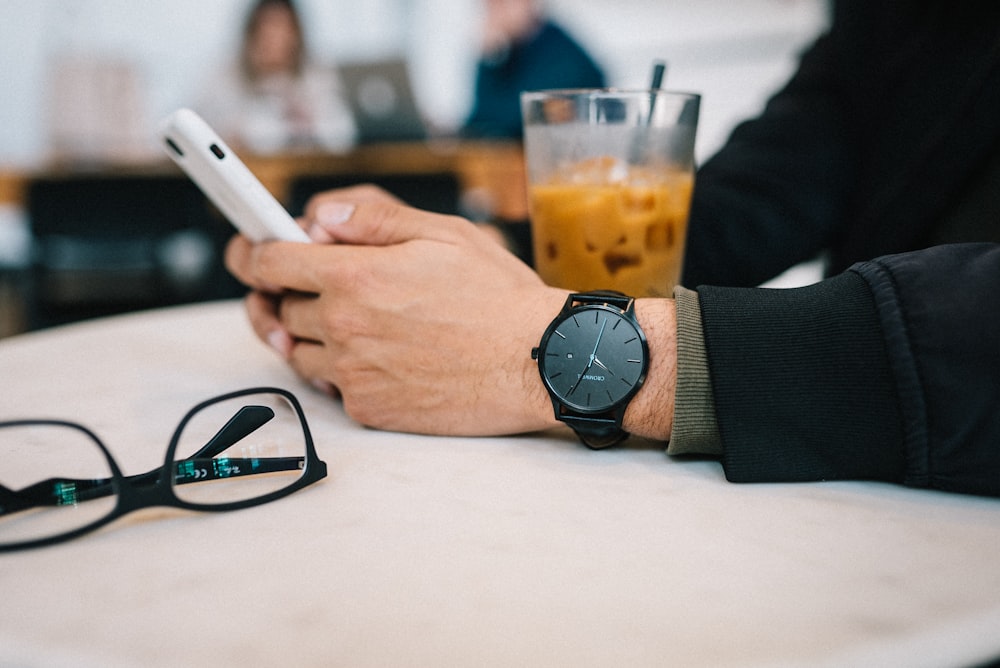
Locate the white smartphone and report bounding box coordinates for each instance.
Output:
[158,108,311,243]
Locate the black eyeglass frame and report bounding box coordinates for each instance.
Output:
[0,387,327,552]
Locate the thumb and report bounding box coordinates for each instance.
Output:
[306,198,454,247]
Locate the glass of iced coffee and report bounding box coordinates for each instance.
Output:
[521,89,699,297]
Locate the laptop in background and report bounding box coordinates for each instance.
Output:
[338,58,427,144]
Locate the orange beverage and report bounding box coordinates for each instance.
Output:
[529,160,693,296]
[521,89,700,297]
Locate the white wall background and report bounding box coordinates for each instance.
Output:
[0,0,829,167]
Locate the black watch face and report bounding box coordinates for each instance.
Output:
[538,305,648,413]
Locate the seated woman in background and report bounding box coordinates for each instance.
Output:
[463,0,606,139]
[196,0,356,154]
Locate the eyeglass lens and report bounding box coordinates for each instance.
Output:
[0,423,117,545]
[171,392,307,505]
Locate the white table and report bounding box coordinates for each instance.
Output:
[2,301,999,667]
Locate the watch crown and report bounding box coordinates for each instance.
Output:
[530,347,540,360]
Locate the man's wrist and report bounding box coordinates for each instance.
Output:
[521,287,572,433]
[622,298,677,441]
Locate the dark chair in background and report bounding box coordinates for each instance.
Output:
[287,172,461,218]
[24,173,243,330]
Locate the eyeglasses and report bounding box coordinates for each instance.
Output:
[0,387,327,552]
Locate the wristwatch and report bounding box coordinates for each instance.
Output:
[531,291,649,449]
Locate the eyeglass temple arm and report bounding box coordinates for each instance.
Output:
[0,454,306,516]
[0,475,118,515]
[0,405,301,516]
[194,405,276,459]
[173,454,305,483]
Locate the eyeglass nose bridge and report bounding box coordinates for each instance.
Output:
[112,468,182,516]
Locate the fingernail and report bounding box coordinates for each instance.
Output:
[315,201,355,227]
[311,378,336,396]
[308,223,334,243]
[259,281,284,294]
[267,329,293,359]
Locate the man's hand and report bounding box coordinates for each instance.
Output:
[226,185,676,441]
[225,187,568,436]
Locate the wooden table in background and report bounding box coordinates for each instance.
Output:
[1,140,529,222]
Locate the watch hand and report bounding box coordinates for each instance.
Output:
[568,317,608,397]
[567,357,593,397]
[590,318,608,361]
[592,356,616,376]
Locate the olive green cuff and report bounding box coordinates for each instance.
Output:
[669,286,723,456]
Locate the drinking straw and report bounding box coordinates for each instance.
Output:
[650,60,667,92]
[647,60,668,123]
[630,60,669,162]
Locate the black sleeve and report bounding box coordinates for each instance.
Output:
[681,26,857,288]
[697,243,1000,497]
[680,0,895,288]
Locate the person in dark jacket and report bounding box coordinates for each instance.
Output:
[683,0,1000,286]
[223,0,1000,498]
[462,0,606,139]
[668,0,1000,496]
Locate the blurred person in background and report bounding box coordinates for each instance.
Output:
[462,0,606,139]
[196,0,356,154]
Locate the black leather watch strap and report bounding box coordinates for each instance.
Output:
[568,291,632,311]
[559,413,629,449]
